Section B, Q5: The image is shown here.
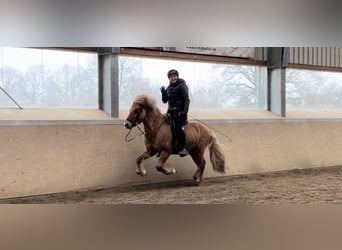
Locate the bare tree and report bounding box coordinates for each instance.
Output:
[21,65,45,106]
[285,70,340,110]
[41,58,98,108]
[0,66,24,106]
[119,56,154,108]
[191,64,266,109]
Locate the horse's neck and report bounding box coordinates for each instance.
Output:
[143,110,164,137]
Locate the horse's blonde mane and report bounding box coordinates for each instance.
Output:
[134,94,159,113]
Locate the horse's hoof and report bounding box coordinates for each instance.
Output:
[171,168,177,175]
[193,178,201,186]
[136,170,147,176]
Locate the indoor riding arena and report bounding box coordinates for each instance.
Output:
[1,47,342,204]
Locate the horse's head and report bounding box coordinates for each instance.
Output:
[124,101,146,129]
[124,95,159,129]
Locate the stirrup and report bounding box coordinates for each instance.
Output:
[178,148,188,157]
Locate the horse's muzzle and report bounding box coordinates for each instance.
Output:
[124,121,136,129]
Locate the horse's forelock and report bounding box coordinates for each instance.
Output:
[134,94,157,111]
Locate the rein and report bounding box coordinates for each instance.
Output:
[125,124,145,142]
[188,114,232,142]
[125,113,232,143]
[125,117,165,143]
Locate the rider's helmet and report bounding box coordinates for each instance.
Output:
[167,69,179,78]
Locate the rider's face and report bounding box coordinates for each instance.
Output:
[169,74,178,84]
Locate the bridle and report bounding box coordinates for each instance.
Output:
[125,104,145,142]
[126,104,143,127]
[124,103,165,143]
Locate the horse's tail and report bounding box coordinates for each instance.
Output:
[209,134,227,174]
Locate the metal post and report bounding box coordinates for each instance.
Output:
[267,47,288,117]
[0,86,23,109]
[98,47,120,117]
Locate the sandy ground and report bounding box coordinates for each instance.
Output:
[1,165,342,204]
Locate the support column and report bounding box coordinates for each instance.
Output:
[98,47,120,117]
[267,47,288,117]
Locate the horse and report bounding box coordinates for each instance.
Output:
[124,94,227,184]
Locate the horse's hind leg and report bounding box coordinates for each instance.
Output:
[190,150,206,185]
[155,152,176,175]
[136,150,153,176]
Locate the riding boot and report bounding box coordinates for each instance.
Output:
[178,126,188,157]
[170,118,178,153]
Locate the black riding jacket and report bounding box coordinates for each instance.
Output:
[162,78,190,115]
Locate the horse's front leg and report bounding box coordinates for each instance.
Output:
[155,151,176,175]
[136,150,153,176]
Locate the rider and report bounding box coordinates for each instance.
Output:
[160,69,190,157]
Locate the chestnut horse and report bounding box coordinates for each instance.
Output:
[124,94,227,184]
